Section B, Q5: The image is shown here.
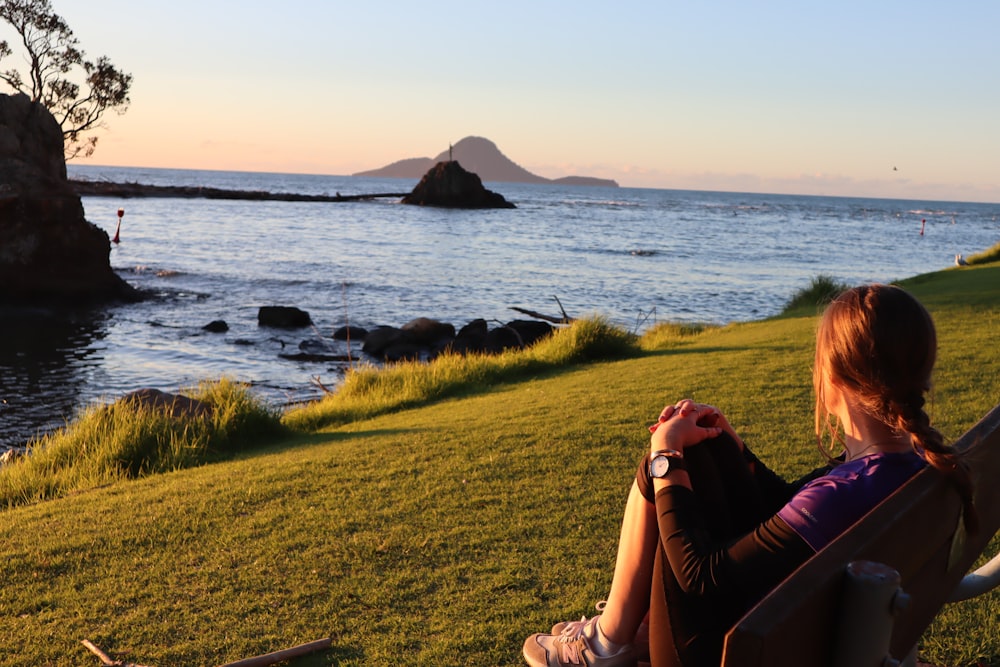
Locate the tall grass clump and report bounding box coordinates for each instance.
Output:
[781,274,853,315]
[283,316,639,432]
[639,321,714,351]
[0,379,284,508]
[965,241,1000,265]
[196,378,289,450]
[529,315,638,363]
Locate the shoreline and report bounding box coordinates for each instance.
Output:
[70,179,408,202]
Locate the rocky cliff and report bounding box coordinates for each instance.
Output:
[0,93,136,303]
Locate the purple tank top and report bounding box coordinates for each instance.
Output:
[777,450,926,552]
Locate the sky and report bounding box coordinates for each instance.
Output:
[7,1,1000,202]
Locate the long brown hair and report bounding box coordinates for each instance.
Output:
[813,283,977,533]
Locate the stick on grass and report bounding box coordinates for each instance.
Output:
[216,638,333,667]
[81,639,153,667]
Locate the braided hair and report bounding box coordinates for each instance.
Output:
[813,284,978,534]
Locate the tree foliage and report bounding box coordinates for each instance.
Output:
[0,0,132,159]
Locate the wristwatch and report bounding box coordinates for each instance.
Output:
[649,449,686,478]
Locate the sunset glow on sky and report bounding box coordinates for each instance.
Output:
[14,1,1000,202]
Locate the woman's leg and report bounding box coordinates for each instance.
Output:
[682,433,764,539]
[648,432,769,666]
[523,474,656,666]
[577,433,763,645]
[598,479,659,645]
[525,435,763,665]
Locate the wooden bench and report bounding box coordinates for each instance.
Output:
[722,403,1000,667]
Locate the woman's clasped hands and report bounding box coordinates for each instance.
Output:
[648,399,729,454]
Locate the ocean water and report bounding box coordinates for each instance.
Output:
[1,165,997,450]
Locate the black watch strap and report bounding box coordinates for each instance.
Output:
[649,449,687,478]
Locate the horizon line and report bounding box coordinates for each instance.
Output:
[66,162,1000,207]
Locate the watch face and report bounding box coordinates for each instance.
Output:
[650,455,671,477]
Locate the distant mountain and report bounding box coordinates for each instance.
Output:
[353,136,618,188]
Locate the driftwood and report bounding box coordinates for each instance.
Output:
[81,637,332,667]
[489,319,525,347]
[81,639,152,667]
[310,375,334,395]
[510,295,575,325]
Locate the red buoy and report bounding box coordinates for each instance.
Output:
[112,208,124,244]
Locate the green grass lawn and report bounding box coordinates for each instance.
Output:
[1,263,998,666]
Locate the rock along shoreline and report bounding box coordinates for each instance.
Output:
[70,179,409,203]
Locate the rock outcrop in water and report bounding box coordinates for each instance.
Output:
[258,305,313,328]
[246,306,554,363]
[0,93,136,304]
[402,160,516,209]
[348,316,553,362]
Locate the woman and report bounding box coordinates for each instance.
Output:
[522,284,975,667]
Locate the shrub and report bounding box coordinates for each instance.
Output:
[965,241,1000,266]
[639,321,712,351]
[529,315,638,363]
[0,379,284,508]
[782,275,853,314]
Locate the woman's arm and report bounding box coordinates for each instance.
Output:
[646,400,816,604]
[653,399,831,514]
[655,485,814,604]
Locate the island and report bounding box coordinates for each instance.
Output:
[354,136,619,187]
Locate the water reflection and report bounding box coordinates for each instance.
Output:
[0,306,109,451]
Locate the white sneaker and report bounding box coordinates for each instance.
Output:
[523,604,636,667]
